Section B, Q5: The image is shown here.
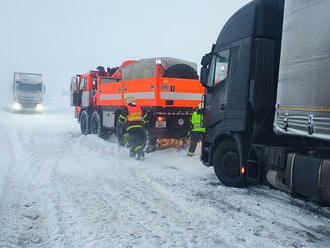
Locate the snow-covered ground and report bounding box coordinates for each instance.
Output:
[0,97,330,248]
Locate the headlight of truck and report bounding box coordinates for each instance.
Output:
[13,102,22,111]
[36,104,43,112]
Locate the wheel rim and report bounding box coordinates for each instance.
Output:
[220,150,240,178]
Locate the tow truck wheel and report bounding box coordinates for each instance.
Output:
[213,139,246,188]
[80,110,91,135]
[91,111,103,137]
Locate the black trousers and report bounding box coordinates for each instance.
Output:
[127,126,146,154]
[188,131,204,155]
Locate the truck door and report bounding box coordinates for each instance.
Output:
[80,76,90,107]
[70,77,80,106]
[204,49,231,126]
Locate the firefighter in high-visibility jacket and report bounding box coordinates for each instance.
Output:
[119,96,147,159]
[188,103,206,156]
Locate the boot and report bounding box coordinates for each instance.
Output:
[145,145,156,153]
[136,150,145,160]
[129,148,136,158]
[187,151,194,156]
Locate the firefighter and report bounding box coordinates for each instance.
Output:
[188,103,206,156]
[119,96,146,159]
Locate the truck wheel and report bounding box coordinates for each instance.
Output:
[80,110,91,135]
[116,119,126,147]
[91,111,103,137]
[213,139,246,187]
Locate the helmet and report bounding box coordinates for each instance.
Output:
[125,95,135,104]
[198,103,204,109]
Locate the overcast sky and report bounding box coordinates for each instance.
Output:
[0,0,250,97]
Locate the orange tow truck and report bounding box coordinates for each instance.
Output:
[70,57,204,146]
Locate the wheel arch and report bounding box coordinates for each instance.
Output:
[212,132,248,187]
[210,132,248,168]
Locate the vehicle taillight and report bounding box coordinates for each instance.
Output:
[157,116,165,122]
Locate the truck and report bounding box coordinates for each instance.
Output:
[13,72,45,112]
[70,57,204,146]
[200,0,330,205]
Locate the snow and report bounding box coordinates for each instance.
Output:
[0,97,330,248]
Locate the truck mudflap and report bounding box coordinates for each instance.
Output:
[285,154,330,204]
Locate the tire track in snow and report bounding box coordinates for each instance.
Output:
[1,108,330,248]
[99,163,252,247]
[135,155,330,248]
[49,168,162,247]
[0,124,16,208]
[99,187,164,247]
[46,134,163,248]
[192,182,330,247]
[0,120,51,248]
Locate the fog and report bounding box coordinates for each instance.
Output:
[0,0,250,100]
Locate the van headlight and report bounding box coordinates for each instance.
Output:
[13,102,22,111]
[36,104,43,112]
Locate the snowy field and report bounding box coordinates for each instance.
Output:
[0,97,330,248]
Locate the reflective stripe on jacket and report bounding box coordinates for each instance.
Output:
[191,111,205,132]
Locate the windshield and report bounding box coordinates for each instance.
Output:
[16,81,42,92]
[15,73,42,82]
[207,49,230,87]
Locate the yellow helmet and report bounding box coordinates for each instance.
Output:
[125,95,135,104]
[198,103,204,109]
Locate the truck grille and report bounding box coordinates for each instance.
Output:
[18,96,40,102]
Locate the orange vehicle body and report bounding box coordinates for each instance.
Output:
[97,76,203,108]
[71,58,204,140]
[111,60,136,79]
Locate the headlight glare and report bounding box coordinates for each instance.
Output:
[36,104,43,112]
[13,102,22,111]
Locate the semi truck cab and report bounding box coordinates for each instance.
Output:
[199,0,330,205]
[13,72,45,112]
[200,0,284,175]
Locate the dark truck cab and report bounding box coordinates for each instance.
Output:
[200,0,330,204]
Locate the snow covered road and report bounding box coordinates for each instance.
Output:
[1,99,330,248]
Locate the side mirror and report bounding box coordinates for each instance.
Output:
[201,54,211,67]
[200,66,209,87]
[200,54,212,87]
[70,77,79,93]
